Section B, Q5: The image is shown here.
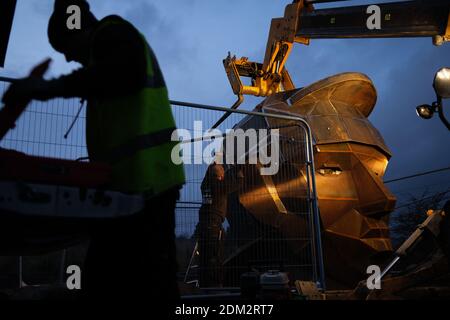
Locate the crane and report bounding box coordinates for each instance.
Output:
[214,0,450,129]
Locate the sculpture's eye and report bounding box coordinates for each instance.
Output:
[318,166,342,176]
[318,164,342,176]
[318,168,342,176]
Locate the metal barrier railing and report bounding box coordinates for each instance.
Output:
[170,100,325,290]
[0,77,325,291]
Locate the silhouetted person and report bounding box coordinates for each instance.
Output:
[2,0,185,301]
[197,163,227,287]
[196,162,244,287]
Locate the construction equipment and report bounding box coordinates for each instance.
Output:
[348,204,450,300]
[225,0,450,99]
[381,209,447,279]
[216,0,450,128]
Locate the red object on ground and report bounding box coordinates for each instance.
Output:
[0,149,112,188]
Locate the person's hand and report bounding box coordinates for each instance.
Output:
[1,76,53,105]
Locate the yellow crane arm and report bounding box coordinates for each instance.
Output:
[224,0,450,100]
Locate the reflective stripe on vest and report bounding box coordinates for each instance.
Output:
[87,16,185,196]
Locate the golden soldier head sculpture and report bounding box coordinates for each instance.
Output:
[260,73,396,287]
[198,73,396,288]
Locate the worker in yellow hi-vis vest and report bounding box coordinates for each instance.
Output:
[2,0,185,301]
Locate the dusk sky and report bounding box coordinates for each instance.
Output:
[1,0,450,209]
